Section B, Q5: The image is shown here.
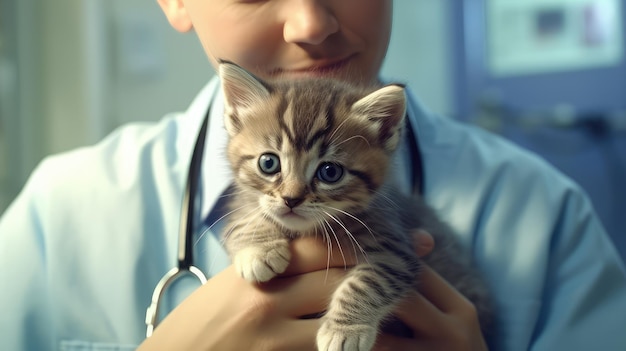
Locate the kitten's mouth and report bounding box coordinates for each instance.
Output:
[279,209,307,221]
[281,210,303,218]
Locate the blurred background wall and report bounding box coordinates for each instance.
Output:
[451,0,626,261]
[0,0,624,260]
[0,0,211,211]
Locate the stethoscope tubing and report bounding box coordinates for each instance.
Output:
[145,103,212,337]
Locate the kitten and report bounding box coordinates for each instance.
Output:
[218,61,491,351]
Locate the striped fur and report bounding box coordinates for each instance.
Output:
[219,62,492,351]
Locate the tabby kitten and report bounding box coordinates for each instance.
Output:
[219,61,491,351]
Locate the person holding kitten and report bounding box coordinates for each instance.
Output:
[1,1,625,350]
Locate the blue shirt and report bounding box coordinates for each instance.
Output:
[1,77,625,350]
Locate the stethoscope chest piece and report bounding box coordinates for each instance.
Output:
[145,265,207,337]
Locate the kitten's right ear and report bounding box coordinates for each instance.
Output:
[219,61,271,135]
[351,84,406,152]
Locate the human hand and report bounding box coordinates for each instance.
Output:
[373,232,488,351]
[137,236,354,351]
[137,230,477,351]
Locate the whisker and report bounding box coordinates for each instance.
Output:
[334,135,371,148]
[250,206,274,243]
[371,190,401,210]
[205,203,263,274]
[323,211,367,263]
[219,204,264,244]
[328,118,351,143]
[324,211,367,262]
[218,188,246,198]
[316,216,333,283]
[322,215,347,270]
[328,206,375,240]
[196,204,250,246]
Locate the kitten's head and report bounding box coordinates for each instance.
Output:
[220,61,406,233]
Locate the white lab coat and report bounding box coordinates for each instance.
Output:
[1,77,625,350]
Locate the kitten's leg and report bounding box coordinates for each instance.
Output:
[225,221,291,283]
[317,257,419,351]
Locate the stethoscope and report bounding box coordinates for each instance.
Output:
[144,109,210,337]
[144,97,424,337]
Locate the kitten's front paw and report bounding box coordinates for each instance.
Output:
[317,321,377,351]
[234,245,291,283]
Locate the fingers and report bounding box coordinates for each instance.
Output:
[277,230,434,316]
[268,319,320,351]
[417,265,472,313]
[285,229,433,276]
[277,231,440,322]
[389,265,480,343]
[392,289,449,336]
[373,334,418,351]
[282,236,358,276]
[392,265,470,330]
[261,268,347,317]
[375,333,463,351]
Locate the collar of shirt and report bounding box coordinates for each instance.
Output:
[169,76,231,231]
[198,81,232,223]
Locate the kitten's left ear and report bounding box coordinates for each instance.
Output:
[219,61,271,135]
[351,84,406,152]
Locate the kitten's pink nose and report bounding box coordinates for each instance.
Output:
[284,197,304,209]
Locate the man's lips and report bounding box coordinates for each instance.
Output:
[270,55,354,77]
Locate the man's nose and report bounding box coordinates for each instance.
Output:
[283,1,339,45]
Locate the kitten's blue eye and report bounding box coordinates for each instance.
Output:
[258,153,280,174]
[317,163,344,183]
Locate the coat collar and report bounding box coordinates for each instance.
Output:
[172,76,231,232]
